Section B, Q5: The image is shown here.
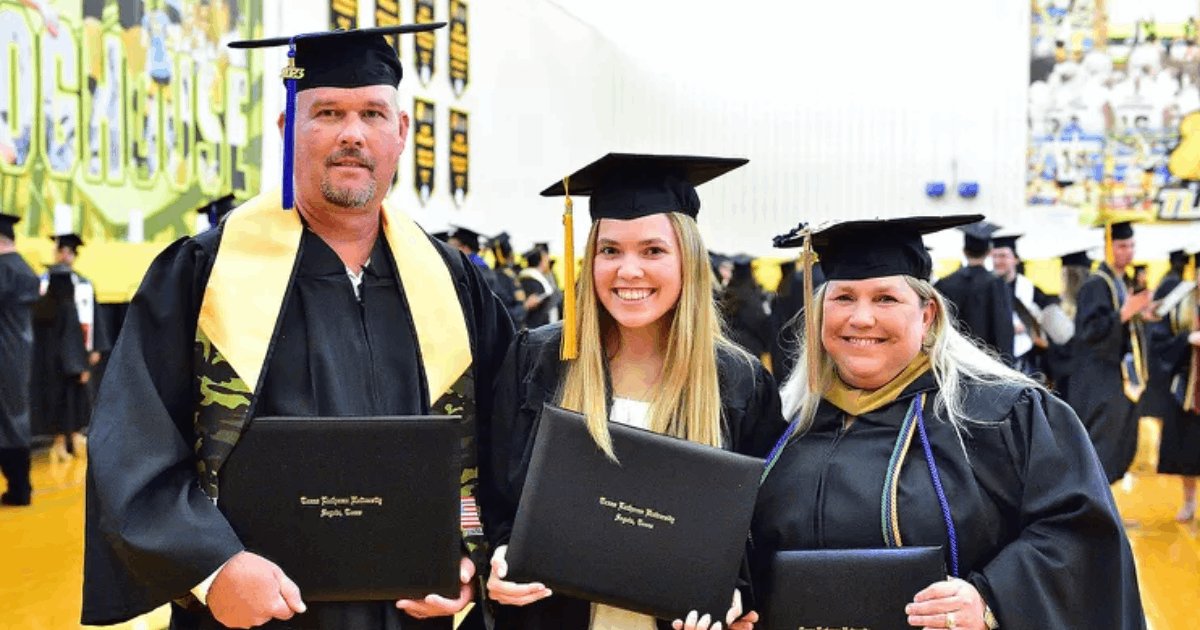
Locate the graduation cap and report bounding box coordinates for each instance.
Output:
[448,225,483,252]
[958,220,1001,255]
[487,231,514,263]
[50,233,84,252]
[541,153,748,359]
[773,214,982,394]
[229,23,446,209]
[0,212,19,240]
[990,229,1023,256]
[773,215,982,282]
[196,193,237,230]
[1170,248,1189,267]
[1090,214,1142,267]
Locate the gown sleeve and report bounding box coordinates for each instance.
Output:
[1075,277,1121,348]
[966,389,1145,630]
[990,277,1015,363]
[81,235,244,625]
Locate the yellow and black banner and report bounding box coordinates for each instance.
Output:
[449,0,469,97]
[414,0,436,86]
[331,0,357,29]
[414,98,436,206]
[450,109,469,207]
[374,0,400,51]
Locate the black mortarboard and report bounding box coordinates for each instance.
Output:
[540,153,748,222]
[1060,249,1092,267]
[229,24,445,209]
[958,221,1000,255]
[730,254,754,268]
[991,231,1022,256]
[0,213,19,240]
[51,233,84,252]
[448,226,482,251]
[773,215,983,281]
[1170,249,1189,267]
[533,241,550,253]
[196,193,237,229]
[1109,221,1135,240]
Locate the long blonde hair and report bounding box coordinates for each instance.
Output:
[558,213,749,458]
[778,276,1035,439]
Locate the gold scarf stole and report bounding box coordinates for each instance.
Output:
[825,353,933,417]
[1097,267,1148,403]
[197,191,472,402]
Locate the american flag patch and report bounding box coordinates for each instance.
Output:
[461,497,482,533]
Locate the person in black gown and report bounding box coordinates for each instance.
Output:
[932,221,1013,361]
[720,255,772,360]
[480,154,786,630]
[754,215,1144,630]
[29,270,92,462]
[1147,252,1200,523]
[0,212,40,506]
[1142,249,1189,421]
[1068,220,1156,484]
[768,258,824,383]
[82,24,514,630]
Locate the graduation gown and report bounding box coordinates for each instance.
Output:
[0,252,40,450]
[751,373,1145,630]
[479,324,787,629]
[82,215,513,629]
[1142,270,1184,419]
[1069,264,1142,483]
[1005,275,1056,379]
[933,266,1014,362]
[29,273,92,436]
[1147,298,1200,475]
[518,270,560,330]
[492,265,527,330]
[721,287,773,358]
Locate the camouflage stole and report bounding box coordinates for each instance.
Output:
[190,191,483,561]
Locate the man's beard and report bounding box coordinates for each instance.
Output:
[320,148,378,208]
[321,177,377,208]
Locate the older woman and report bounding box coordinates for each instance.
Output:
[751,216,1144,630]
[480,154,786,630]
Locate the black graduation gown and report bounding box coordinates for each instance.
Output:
[751,373,1145,630]
[492,265,527,330]
[479,324,788,630]
[82,226,514,629]
[1005,276,1056,379]
[721,287,773,358]
[1147,304,1200,475]
[29,274,92,436]
[933,266,1014,361]
[1068,264,1141,483]
[0,252,39,451]
[518,274,560,330]
[1142,271,1184,419]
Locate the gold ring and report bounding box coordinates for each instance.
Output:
[946,611,956,629]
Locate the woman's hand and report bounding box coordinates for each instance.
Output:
[1188,331,1200,347]
[486,545,553,606]
[395,556,475,618]
[905,577,986,630]
[672,589,757,630]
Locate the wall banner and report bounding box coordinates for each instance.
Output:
[449,108,468,207]
[413,97,436,206]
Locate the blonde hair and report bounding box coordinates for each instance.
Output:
[778,276,1035,440]
[1060,264,1090,319]
[558,213,749,458]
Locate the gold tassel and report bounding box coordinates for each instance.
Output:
[802,230,819,395]
[560,177,578,360]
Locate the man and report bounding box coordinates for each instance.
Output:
[42,233,104,369]
[1070,220,1154,484]
[518,246,560,329]
[82,24,514,629]
[0,212,39,506]
[991,231,1058,378]
[1142,249,1190,421]
[933,221,1014,360]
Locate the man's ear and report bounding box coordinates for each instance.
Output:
[397,110,411,153]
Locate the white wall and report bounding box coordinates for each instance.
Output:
[256,0,1031,257]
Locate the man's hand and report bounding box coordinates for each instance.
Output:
[208,551,306,629]
[396,556,475,618]
[1120,290,1152,322]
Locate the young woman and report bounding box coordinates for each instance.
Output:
[480,154,786,630]
[752,216,1144,630]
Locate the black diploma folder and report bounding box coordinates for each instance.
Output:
[505,403,763,620]
[218,415,467,601]
[763,546,946,630]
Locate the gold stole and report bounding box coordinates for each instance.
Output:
[1097,268,1148,403]
[1171,290,1200,413]
[825,353,933,416]
[197,190,472,403]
